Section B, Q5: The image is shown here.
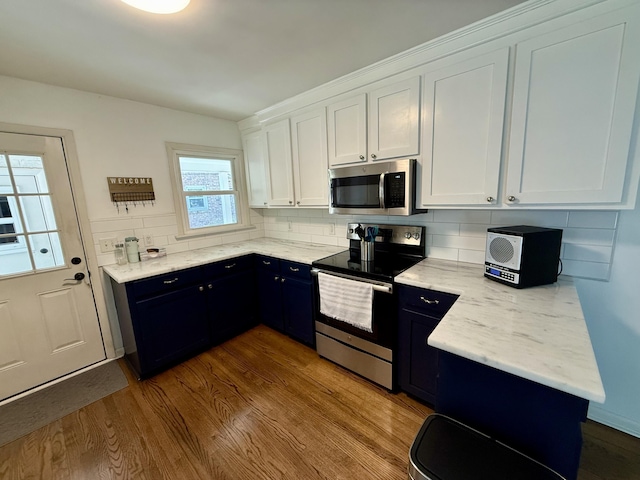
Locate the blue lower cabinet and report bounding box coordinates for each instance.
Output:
[206,267,257,345]
[397,285,459,405]
[256,256,314,346]
[135,284,210,374]
[281,275,314,345]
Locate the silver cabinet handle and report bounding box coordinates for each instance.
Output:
[199,286,204,292]
[208,284,213,289]
[486,196,494,202]
[420,296,439,305]
[262,260,271,265]
[274,276,279,281]
[371,154,377,159]
[263,202,267,206]
[225,263,236,269]
[359,155,365,160]
[281,277,285,283]
[289,200,293,204]
[289,267,299,272]
[163,277,179,284]
[507,195,516,202]
[296,201,300,205]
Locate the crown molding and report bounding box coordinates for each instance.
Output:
[249,0,605,124]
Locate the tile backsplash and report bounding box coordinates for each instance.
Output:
[91,207,618,281]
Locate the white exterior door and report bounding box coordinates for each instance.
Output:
[0,132,105,401]
[421,48,509,206]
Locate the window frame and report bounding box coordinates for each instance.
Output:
[166,143,252,238]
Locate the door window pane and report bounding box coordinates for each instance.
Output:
[30,232,64,270]
[8,155,49,193]
[18,195,57,232]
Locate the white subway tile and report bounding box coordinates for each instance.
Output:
[562,244,613,263]
[460,223,492,237]
[561,260,610,280]
[288,232,312,242]
[221,232,250,244]
[165,243,190,254]
[188,236,223,250]
[426,246,459,261]
[90,218,144,233]
[154,235,169,246]
[490,211,569,228]
[337,237,350,247]
[301,209,325,217]
[299,224,325,235]
[568,211,618,229]
[136,224,179,237]
[250,230,265,240]
[562,228,616,246]
[433,210,492,224]
[432,235,485,250]
[423,222,460,236]
[310,235,339,246]
[458,249,486,265]
[142,215,177,228]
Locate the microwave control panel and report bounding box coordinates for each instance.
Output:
[385,172,406,208]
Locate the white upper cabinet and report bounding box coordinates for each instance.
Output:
[291,108,329,206]
[420,48,509,206]
[327,76,421,167]
[263,119,294,207]
[242,130,269,208]
[368,76,421,161]
[505,8,640,206]
[327,94,367,167]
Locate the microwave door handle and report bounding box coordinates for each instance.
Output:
[379,173,386,208]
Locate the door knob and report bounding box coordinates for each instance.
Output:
[64,272,85,283]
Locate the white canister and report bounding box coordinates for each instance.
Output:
[125,237,140,263]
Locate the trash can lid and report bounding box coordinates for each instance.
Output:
[409,414,565,480]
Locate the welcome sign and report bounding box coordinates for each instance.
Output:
[107,177,155,203]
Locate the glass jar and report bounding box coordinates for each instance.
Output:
[114,243,127,265]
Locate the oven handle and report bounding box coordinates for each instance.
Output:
[311,268,393,294]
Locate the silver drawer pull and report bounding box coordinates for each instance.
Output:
[420,296,439,305]
[262,260,271,265]
[289,267,300,272]
[225,263,236,269]
[163,277,179,284]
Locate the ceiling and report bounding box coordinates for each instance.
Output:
[0,0,526,121]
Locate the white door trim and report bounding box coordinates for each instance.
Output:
[0,122,116,359]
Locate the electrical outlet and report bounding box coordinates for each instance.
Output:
[144,234,154,246]
[288,221,293,232]
[99,237,117,253]
[328,223,335,235]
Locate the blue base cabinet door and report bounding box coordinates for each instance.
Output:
[256,262,285,331]
[135,284,210,375]
[281,275,314,345]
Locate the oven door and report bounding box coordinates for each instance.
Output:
[312,269,396,349]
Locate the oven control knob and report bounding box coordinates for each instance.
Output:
[413,233,420,240]
[404,232,412,239]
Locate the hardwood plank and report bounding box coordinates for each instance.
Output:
[0,325,638,480]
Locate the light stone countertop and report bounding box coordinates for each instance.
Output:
[102,238,344,284]
[395,258,605,403]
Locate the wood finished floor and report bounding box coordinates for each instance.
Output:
[0,325,638,480]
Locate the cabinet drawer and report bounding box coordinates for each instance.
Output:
[399,285,458,319]
[255,255,280,272]
[202,255,254,278]
[130,268,202,299]
[280,260,311,280]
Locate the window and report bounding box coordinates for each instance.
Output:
[167,143,251,237]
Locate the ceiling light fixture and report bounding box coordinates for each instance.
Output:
[121,0,190,14]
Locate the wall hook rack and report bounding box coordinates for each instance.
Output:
[107,177,155,213]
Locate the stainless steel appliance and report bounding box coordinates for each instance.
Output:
[311,223,426,389]
[484,225,563,288]
[328,159,426,216]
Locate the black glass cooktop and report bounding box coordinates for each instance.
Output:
[312,249,424,282]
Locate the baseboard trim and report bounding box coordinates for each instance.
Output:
[588,405,640,438]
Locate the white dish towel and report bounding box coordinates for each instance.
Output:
[318,272,374,333]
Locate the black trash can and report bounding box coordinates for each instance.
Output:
[409,414,565,480]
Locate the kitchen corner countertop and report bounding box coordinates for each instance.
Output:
[395,258,606,403]
[102,238,344,284]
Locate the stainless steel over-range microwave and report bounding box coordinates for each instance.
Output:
[328,159,425,216]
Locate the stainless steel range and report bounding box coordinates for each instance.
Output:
[311,223,426,390]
